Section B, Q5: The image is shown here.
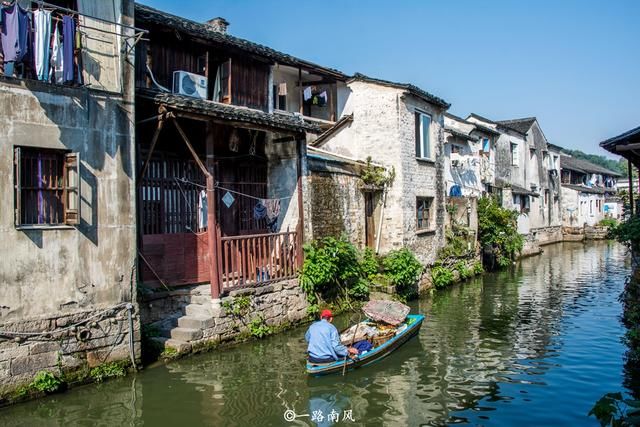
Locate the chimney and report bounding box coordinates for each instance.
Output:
[206,17,230,34]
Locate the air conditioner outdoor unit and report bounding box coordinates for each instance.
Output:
[173,71,208,99]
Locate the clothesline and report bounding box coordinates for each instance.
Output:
[174,177,293,201]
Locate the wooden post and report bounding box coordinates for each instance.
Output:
[137,114,165,188]
[295,137,305,267]
[206,121,221,298]
[630,160,635,217]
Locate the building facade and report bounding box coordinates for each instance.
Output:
[310,74,450,265]
[0,0,140,392]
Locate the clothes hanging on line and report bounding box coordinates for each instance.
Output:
[62,14,75,83]
[253,201,266,220]
[303,86,312,101]
[263,198,281,222]
[198,189,208,230]
[50,22,63,83]
[33,9,51,81]
[1,4,20,64]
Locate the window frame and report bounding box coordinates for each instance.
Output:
[510,142,519,166]
[415,111,433,160]
[14,146,80,229]
[416,197,434,232]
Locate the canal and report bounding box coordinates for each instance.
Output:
[0,241,633,426]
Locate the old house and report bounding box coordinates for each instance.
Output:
[558,153,620,226]
[600,126,640,218]
[309,73,450,265]
[466,114,562,251]
[0,1,140,391]
[133,4,349,350]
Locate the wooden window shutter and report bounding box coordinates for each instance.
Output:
[220,59,232,104]
[14,147,21,226]
[64,152,80,225]
[415,112,421,157]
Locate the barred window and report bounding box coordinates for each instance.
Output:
[14,147,79,227]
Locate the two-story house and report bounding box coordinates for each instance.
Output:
[558,153,620,226]
[309,73,450,266]
[0,0,140,390]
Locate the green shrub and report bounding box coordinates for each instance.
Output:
[472,261,484,275]
[248,316,272,339]
[588,392,640,426]
[610,216,640,252]
[299,236,371,308]
[478,196,524,268]
[90,362,126,383]
[360,247,380,280]
[431,266,454,289]
[454,261,472,280]
[382,248,423,298]
[599,217,618,228]
[30,371,62,394]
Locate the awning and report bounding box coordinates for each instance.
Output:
[137,88,321,135]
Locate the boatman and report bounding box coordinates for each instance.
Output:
[305,309,358,363]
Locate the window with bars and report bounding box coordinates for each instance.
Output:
[416,197,433,231]
[13,147,79,227]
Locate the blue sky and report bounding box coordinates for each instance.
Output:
[142,0,639,158]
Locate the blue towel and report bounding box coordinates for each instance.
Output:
[353,340,373,352]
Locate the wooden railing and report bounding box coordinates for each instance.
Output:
[219,230,299,291]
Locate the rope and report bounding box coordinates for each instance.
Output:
[0,303,128,337]
[215,184,293,201]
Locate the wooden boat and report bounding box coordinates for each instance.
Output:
[306,314,425,376]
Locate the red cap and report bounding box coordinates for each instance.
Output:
[320,309,333,319]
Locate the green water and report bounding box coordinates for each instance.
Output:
[0,241,633,426]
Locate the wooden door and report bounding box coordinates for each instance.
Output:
[365,192,376,248]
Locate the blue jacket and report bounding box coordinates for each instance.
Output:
[305,319,348,360]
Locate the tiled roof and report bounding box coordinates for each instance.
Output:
[467,113,527,136]
[560,155,621,177]
[135,4,347,80]
[349,73,450,109]
[137,88,321,134]
[445,127,478,141]
[496,117,537,134]
[561,183,608,195]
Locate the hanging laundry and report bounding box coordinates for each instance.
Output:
[198,190,208,230]
[303,86,312,101]
[33,9,51,81]
[74,21,83,85]
[50,23,63,83]
[16,3,29,63]
[449,185,463,197]
[62,15,75,83]
[263,199,281,222]
[318,91,327,107]
[1,3,20,75]
[253,201,266,220]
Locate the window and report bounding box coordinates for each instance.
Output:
[272,83,287,110]
[416,197,433,231]
[513,194,530,214]
[415,112,432,159]
[14,147,79,227]
[450,144,462,154]
[511,143,519,166]
[481,138,490,154]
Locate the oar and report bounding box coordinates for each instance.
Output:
[342,312,362,376]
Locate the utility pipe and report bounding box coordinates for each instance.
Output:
[126,303,137,370]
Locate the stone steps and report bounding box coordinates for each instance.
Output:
[185,303,213,317]
[178,315,215,329]
[170,327,203,342]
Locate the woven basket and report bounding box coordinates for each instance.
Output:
[371,330,395,347]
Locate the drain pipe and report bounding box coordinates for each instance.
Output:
[375,184,388,254]
[126,303,137,370]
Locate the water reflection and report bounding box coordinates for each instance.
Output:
[0,242,632,426]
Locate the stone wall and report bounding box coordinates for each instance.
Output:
[140,280,309,355]
[0,303,140,394]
